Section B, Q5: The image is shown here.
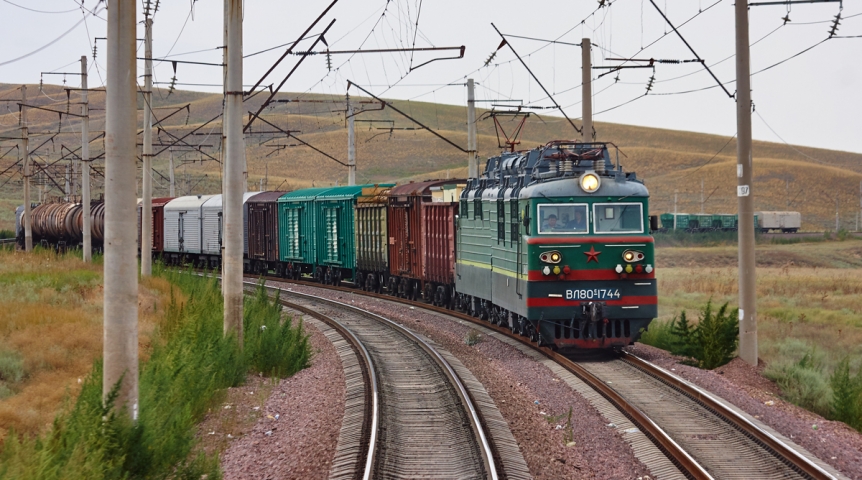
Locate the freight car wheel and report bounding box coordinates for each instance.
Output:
[423,283,434,304]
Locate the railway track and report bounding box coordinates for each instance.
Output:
[245,280,502,479]
[247,273,844,480]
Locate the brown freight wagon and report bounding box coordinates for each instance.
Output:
[136,197,174,258]
[386,180,465,305]
[355,186,390,293]
[246,191,288,275]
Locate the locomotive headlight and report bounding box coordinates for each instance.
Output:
[540,250,563,264]
[622,250,645,263]
[579,172,601,193]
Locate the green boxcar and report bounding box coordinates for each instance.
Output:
[659,213,675,230]
[277,184,393,284]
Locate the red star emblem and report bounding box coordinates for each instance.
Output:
[584,246,601,263]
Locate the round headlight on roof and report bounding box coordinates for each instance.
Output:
[579,171,600,193]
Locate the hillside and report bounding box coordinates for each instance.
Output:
[1,82,861,231]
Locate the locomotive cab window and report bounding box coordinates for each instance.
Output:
[537,204,589,234]
[593,203,644,233]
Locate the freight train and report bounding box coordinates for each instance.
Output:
[15,141,656,351]
[658,211,801,233]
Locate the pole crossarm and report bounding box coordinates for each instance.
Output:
[347,81,468,153]
[246,0,340,95]
[244,19,336,133]
[490,23,582,134]
[749,0,841,5]
[18,103,88,118]
[152,112,222,157]
[254,115,347,166]
[646,0,734,98]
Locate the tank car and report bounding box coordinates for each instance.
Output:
[456,141,657,350]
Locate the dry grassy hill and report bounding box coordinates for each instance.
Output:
[1,82,860,231]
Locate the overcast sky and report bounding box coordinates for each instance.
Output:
[1,0,859,154]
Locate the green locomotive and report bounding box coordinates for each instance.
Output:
[456,141,656,350]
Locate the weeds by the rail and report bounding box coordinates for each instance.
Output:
[244,281,310,378]
[0,265,310,479]
[464,329,482,346]
[0,230,12,240]
[640,300,738,370]
[763,339,862,431]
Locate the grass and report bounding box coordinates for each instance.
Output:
[0,255,311,479]
[652,239,862,429]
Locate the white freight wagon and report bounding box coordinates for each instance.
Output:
[200,192,258,262]
[163,195,214,256]
[756,211,801,233]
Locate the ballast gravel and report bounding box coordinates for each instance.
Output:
[220,317,346,480]
[269,282,652,480]
[626,343,862,479]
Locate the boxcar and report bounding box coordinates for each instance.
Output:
[151,197,174,254]
[278,185,393,284]
[246,191,288,275]
[756,211,801,233]
[386,180,464,302]
[137,197,174,257]
[199,192,258,268]
[355,186,391,292]
[163,195,214,262]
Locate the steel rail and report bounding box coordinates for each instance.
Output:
[241,280,379,480]
[258,282,499,480]
[621,352,836,480]
[244,272,835,479]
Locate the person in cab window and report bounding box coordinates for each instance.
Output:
[567,209,587,231]
[542,214,559,231]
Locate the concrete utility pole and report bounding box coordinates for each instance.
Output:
[103,0,139,419]
[347,95,356,186]
[835,196,840,232]
[65,164,71,200]
[81,56,92,262]
[20,85,32,252]
[141,18,154,276]
[735,0,757,366]
[223,0,244,344]
[581,38,593,143]
[168,148,175,197]
[466,78,478,178]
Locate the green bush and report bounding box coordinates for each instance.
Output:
[763,341,832,418]
[830,358,862,430]
[243,282,310,378]
[0,230,14,240]
[640,300,739,370]
[0,266,311,479]
[0,350,25,384]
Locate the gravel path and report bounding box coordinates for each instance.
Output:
[626,343,862,479]
[273,283,651,480]
[220,319,346,480]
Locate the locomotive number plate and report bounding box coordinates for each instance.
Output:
[565,289,621,300]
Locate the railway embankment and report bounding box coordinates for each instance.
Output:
[0,256,310,479]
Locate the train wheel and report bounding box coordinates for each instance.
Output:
[423,283,434,304]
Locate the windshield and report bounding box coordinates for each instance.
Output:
[538,204,589,234]
[593,203,644,233]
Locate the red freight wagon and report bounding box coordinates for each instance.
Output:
[246,191,288,275]
[387,180,465,305]
[137,197,174,258]
[151,197,174,254]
